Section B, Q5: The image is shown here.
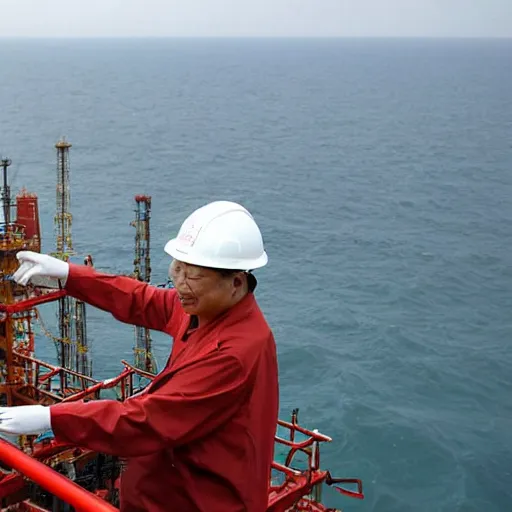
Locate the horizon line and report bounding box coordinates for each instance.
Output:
[0,35,511,40]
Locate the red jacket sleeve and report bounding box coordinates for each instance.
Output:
[64,263,179,335]
[49,351,249,457]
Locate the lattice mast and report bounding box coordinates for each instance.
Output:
[55,139,73,256]
[53,138,91,384]
[1,158,12,225]
[131,195,154,373]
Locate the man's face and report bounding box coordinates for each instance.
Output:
[169,260,239,320]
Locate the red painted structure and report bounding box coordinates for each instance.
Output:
[0,148,364,511]
[15,190,41,245]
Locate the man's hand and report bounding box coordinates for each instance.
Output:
[0,405,52,435]
[13,251,69,286]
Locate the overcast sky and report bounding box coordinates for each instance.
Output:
[0,0,510,38]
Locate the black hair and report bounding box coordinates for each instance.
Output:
[212,268,257,293]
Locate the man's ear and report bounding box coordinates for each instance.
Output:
[233,273,245,291]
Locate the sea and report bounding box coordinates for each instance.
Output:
[0,37,511,511]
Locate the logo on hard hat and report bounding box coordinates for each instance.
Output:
[178,223,200,248]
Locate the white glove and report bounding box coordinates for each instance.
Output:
[0,405,52,435]
[13,251,69,287]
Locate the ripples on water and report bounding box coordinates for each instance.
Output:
[0,38,511,511]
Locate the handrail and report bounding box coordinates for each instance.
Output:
[0,438,118,511]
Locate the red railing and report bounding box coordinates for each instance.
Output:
[269,411,364,508]
[0,437,118,511]
[0,290,66,313]
[0,410,363,512]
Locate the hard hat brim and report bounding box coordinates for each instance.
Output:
[164,238,268,271]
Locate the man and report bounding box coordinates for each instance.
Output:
[0,200,279,512]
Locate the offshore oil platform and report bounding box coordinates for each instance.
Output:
[0,140,363,511]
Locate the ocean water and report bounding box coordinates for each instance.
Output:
[0,37,511,511]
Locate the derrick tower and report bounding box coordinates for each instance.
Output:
[52,138,91,383]
[54,138,74,256]
[131,195,154,374]
[1,158,12,225]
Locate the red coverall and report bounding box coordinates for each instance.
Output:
[49,264,279,512]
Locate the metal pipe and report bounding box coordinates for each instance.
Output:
[0,438,118,511]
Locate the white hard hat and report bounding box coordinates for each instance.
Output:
[164,201,268,270]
